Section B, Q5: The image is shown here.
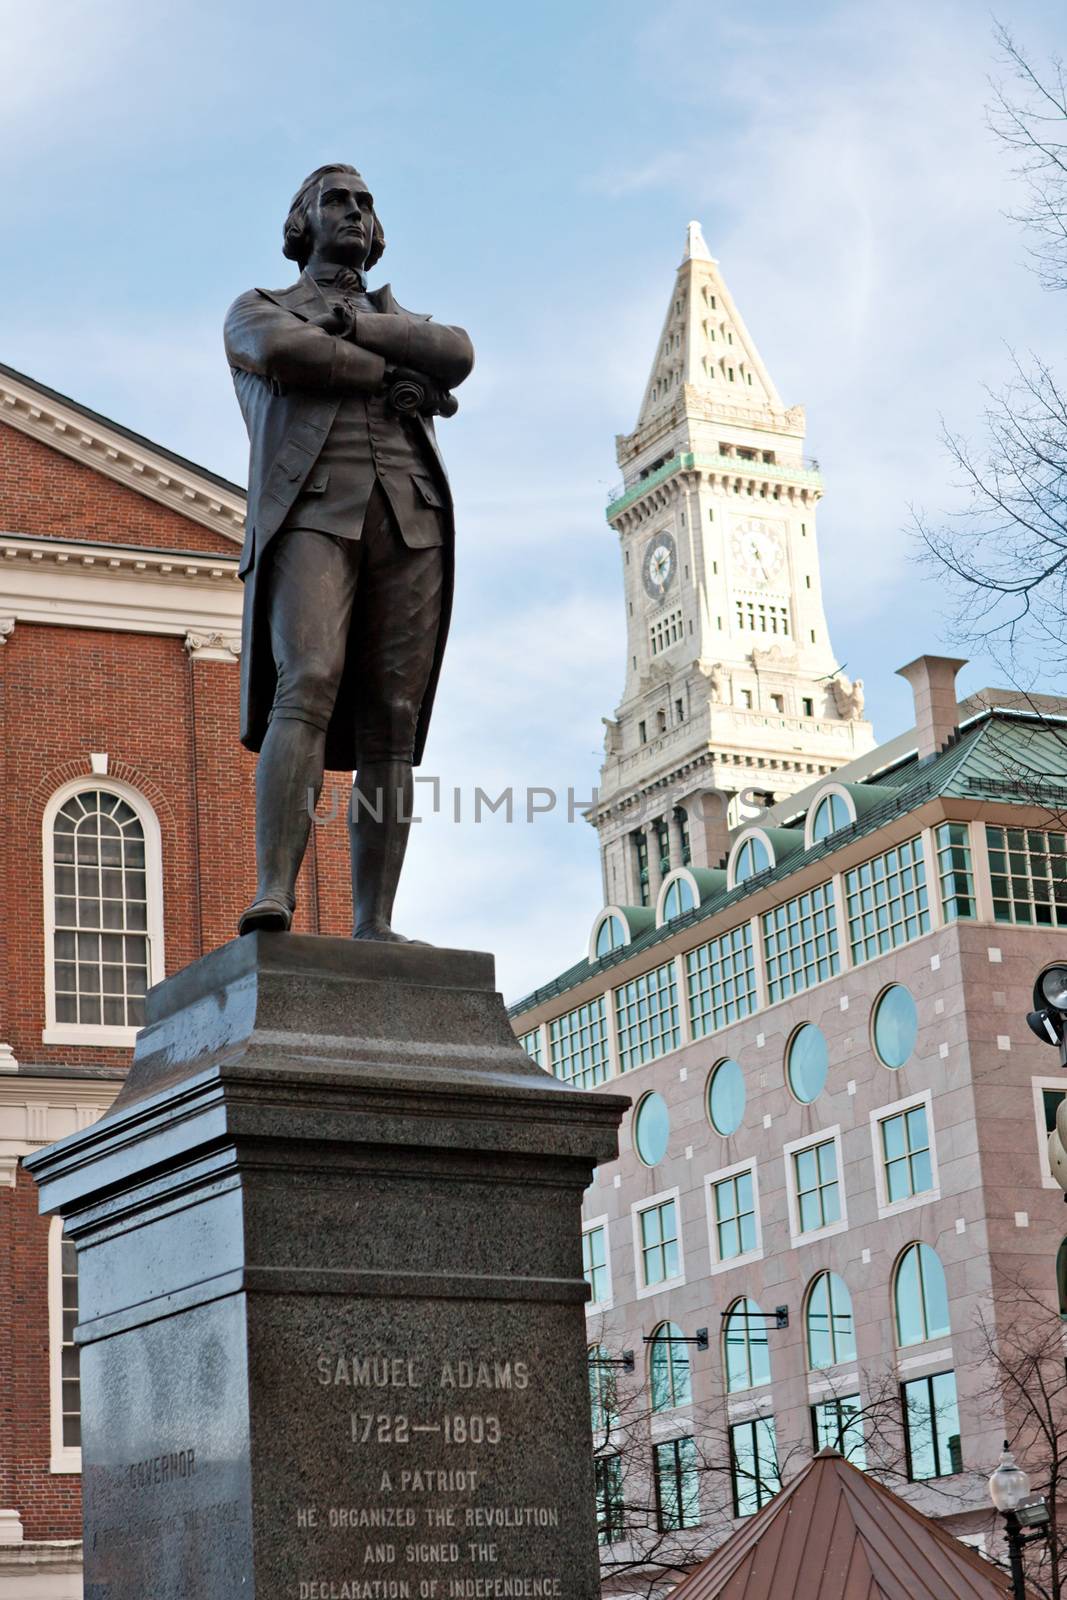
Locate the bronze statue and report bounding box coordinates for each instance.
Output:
[224,165,474,940]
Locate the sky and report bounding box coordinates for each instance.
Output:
[2,0,1065,999]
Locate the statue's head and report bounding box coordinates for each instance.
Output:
[282,164,386,272]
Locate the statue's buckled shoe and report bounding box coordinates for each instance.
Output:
[238,896,294,936]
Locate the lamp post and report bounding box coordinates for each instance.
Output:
[988,1442,1049,1600]
[1024,964,1067,1194]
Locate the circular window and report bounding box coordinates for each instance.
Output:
[634,1092,670,1166]
[707,1058,746,1136]
[787,1024,829,1103]
[873,985,918,1069]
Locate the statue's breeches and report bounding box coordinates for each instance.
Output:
[264,482,444,765]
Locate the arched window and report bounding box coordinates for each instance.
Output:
[723,1298,771,1393]
[48,1218,80,1472]
[805,1271,857,1369]
[662,876,696,922]
[588,1345,618,1437]
[732,835,772,887]
[1058,1239,1067,1319]
[649,1322,692,1412]
[594,913,627,959]
[43,781,164,1044]
[894,1243,951,1348]
[811,792,851,843]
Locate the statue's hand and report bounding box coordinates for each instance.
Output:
[310,301,359,338]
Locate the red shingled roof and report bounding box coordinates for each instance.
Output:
[668,1450,1035,1600]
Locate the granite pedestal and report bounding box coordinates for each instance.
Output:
[25,935,626,1600]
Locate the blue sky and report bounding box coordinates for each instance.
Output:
[2,0,1065,997]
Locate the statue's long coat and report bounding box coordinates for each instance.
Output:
[224,272,467,770]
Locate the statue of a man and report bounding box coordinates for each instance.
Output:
[224,165,474,940]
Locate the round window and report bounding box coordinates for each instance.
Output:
[873,984,918,1069]
[787,1024,829,1103]
[634,1091,670,1166]
[707,1059,746,1136]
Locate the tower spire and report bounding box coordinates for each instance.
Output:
[634,222,782,435]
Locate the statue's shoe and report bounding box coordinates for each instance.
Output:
[353,921,431,946]
[238,896,294,936]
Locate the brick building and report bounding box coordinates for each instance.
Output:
[0,360,349,1598]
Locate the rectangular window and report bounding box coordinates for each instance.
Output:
[802,697,814,717]
[935,822,975,922]
[686,923,757,1038]
[811,1395,866,1467]
[649,609,684,656]
[771,694,784,713]
[903,1372,962,1481]
[594,1455,625,1544]
[844,836,929,965]
[675,807,691,866]
[518,1028,542,1066]
[729,1417,779,1517]
[633,832,650,907]
[735,600,790,636]
[615,961,680,1071]
[59,1238,80,1448]
[712,1170,757,1261]
[582,1223,609,1307]
[1035,1081,1066,1186]
[880,1104,934,1204]
[761,882,839,1003]
[655,818,671,874]
[987,825,1067,926]
[654,1436,700,1531]
[792,1138,841,1233]
[637,1197,680,1288]
[549,997,609,1089]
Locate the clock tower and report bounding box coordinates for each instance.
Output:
[591,222,875,909]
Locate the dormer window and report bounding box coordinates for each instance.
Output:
[662,875,696,922]
[731,834,772,887]
[595,912,628,958]
[808,789,855,846]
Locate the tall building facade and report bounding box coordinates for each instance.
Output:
[511,230,1067,1592]
[0,361,352,1598]
[593,224,874,911]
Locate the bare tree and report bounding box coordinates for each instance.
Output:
[917,26,1067,683]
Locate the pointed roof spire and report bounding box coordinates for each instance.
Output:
[683,220,713,263]
[632,223,783,434]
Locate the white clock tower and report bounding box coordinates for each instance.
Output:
[591,223,875,909]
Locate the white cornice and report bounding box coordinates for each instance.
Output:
[0,534,242,643]
[0,369,246,545]
[0,1076,119,1184]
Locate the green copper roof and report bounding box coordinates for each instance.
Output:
[605,451,823,520]
[508,710,1067,1019]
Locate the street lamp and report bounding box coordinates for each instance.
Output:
[989,1442,1049,1599]
[1026,964,1067,1061]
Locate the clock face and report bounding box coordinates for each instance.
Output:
[642,532,677,599]
[731,519,785,587]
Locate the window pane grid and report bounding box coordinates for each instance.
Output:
[615,962,680,1071]
[639,1199,679,1287]
[650,1322,692,1412]
[935,822,975,922]
[713,1170,756,1261]
[654,1436,701,1531]
[686,924,757,1038]
[53,790,149,1028]
[806,1271,857,1369]
[729,1417,779,1517]
[594,1455,625,1544]
[844,836,929,966]
[519,1029,542,1066]
[880,1106,933,1203]
[761,882,839,1003]
[549,996,609,1088]
[583,1226,607,1304]
[793,1140,840,1233]
[987,824,1067,926]
[724,1299,771,1392]
[60,1237,80,1448]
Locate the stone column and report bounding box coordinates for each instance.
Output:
[26,935,626,1600]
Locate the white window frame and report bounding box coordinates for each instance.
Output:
[1031,1077,1066,1190]
[583,1214,613,1313]
[803,782,856,849]
[704,1158,763,1275]
[48,1217,80,1474]
[783,1125,848,1246]
[870,1089,940,1219]
[631,1185,685,1300]
[42,777,165,1047]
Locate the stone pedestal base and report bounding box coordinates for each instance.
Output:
[26,935,625,1600]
